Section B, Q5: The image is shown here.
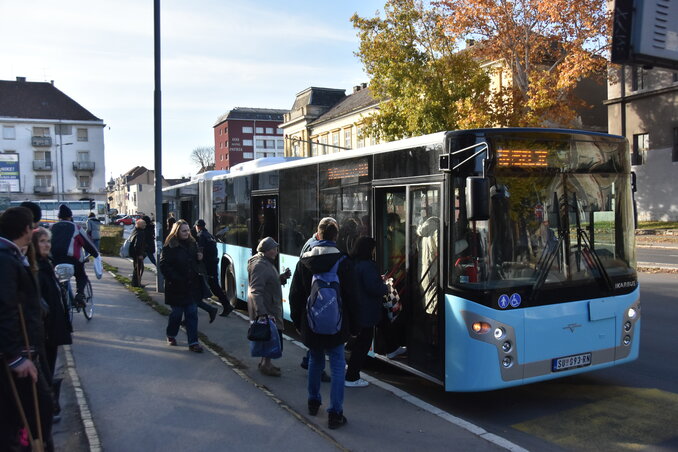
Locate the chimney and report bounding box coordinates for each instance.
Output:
[16,76,26,82]
[353,85,361,93]
[361,82,368,89]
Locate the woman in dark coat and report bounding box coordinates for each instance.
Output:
[32,227,72,419]
[129,218,147,287]
[345,236,387,387]
[159,220,204,353]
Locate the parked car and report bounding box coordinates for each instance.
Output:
[114,215,140,225]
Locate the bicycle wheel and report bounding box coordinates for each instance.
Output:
[63,284,74,324]
[82,279,94,320]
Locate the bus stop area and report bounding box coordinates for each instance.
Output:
[52,256,514,452]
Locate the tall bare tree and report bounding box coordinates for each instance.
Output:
[190,146,215,172]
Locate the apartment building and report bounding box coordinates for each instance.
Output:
[0,77,105,205]
[213,108,288,170]
[606,66,678,221]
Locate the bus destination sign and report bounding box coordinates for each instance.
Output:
[497,148,549,167]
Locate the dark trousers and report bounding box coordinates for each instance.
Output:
[54,257,88,296]
[131,256,144,287]
[205,261,228,303]
[346,326,375,381]
[0,360,54,451]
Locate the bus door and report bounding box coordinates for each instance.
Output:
[251,194,279,255]
[374,185,443,378]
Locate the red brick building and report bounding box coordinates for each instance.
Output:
[213,107,288,170]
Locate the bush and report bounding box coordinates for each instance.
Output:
[99,225,124,256]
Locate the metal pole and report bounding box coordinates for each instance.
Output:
[59,126,64,201]
[154,0,164,292]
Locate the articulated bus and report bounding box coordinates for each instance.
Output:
[163,128,640,391]
[10,199,108,225]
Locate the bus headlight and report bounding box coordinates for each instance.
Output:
[494,327,505,340]
[472,322,491,334]
[627,307,638,319]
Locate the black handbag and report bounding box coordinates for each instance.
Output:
[248,320,271,341]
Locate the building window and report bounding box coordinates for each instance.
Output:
[34,150,52,162]
[276,128,283,135]
[35,175,51,187]
[77,128,88,142]
[265,139,275,149]
[55,124,72,135]
[673,127,678,162]
[78,175,91,188]
[265,127,273,134]
[243,152,253,159]
[242,126,253,134]
[78,151,90,162]
[255,139,264,148]
[33,127,50,137]
[311,141,318,155]
[356,125,365,148]
[243,139,253,146]
[631,66,647,91]
[3,126,16,140]
[256,127,264,134]
[632,133,649,165]
[344,128,352,149]
[277,139,284,149]
[319,135,328,155]
[332,131,340,152]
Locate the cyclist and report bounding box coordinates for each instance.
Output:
[51,204,99,308]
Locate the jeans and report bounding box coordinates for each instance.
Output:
[166,303,199,345]
[308,344,345,414]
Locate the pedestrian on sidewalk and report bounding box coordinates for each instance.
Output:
[142,215,157,266]
[159,220,204,353]
[194,219,233,317]
[345,237,387,388]
[86,212,102,251]
[129,218,147,288]
[0,207,54,450]
[290,217,358,429]
[247,237,289,376]
[32,227,72,421]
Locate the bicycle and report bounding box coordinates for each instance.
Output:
[55,263,94,321]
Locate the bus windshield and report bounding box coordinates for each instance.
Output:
[451,133,636,298]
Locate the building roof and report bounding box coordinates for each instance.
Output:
[0,78,102,121]
[291,87,346,111]
[309,85,378,126]
[214,107,289,126]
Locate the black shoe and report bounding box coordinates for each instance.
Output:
[321,371,331,382]
[208,307,217,324]
[300,356,309,370]
[308,399,321,416]
[328,411,347,429]
[74,293,86,308]
[219,301,234,317]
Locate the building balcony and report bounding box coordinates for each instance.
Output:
[73,161,95,171]
[32,136,52,147]
[33,160,53,171]
[34,185,55,194]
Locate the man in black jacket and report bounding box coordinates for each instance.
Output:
[0,207,54,450]
[289,217,358,430]
[194,219,233,317]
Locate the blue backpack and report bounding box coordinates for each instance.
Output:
[306,256,346,335]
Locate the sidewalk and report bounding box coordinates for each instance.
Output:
[54,256,512,452]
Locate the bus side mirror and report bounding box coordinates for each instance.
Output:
[466,177,490,221]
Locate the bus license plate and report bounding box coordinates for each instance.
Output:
[551,353,592,372]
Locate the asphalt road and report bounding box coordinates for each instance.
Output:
[637,245,678,267]
[360,271,678,451]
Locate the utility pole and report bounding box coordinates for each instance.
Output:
[154,0,164,292]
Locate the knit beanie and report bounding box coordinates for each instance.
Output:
[257,237,278,253]
[58,204,73,219]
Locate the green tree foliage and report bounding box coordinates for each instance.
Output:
[351,0,491,141]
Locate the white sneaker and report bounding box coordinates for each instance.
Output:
[345,378,369,388]
[386,346,407,359]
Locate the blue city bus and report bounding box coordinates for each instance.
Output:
[163,128,640,391]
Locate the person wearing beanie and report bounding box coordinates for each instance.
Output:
[247,237,289,376]
[20,201,42,227]
[194,219,233,317]
[50,204,99,307]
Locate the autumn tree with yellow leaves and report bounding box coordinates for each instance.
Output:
[353,0,611,137]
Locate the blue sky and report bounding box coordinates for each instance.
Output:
[0,0,384,178]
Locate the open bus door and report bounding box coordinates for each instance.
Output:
[374,185,443,379]
[251,194,279,256]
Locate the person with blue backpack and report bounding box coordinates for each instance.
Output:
[289,217,358,430]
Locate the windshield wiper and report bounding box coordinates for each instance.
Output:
[577,227,614,291]
[530,233,564,303]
